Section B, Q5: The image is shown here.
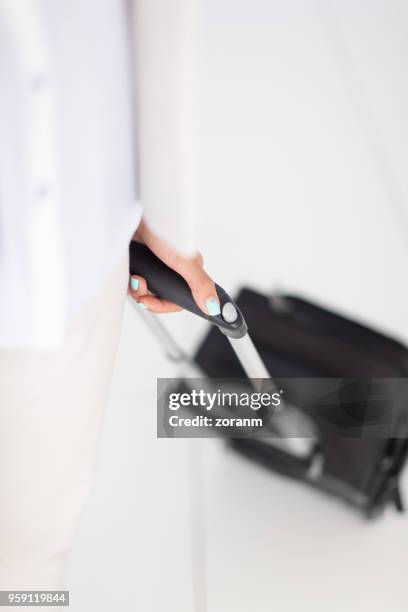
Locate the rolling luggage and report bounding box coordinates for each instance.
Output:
[130,242,408,518]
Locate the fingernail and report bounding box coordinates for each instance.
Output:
[136,301,148,309]
[131,277,139,291]
[205,298,221,316]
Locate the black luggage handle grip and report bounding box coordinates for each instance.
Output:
[129,241,247,339]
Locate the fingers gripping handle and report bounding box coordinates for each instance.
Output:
[129,241,248,339]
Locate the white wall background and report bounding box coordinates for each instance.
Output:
[69,1,408,610]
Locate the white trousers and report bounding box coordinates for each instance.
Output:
[0,254,129,590]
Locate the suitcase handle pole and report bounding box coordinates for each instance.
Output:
[129,241,247,339]
[128,242,316,454]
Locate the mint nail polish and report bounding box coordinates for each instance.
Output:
[131,277,139,291]
[136,301,148,309]
[206,298,221,316]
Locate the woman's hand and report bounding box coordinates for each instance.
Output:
[128,219,221,316]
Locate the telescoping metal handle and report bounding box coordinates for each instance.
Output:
[129,241,248,339]
[129,241,315,457]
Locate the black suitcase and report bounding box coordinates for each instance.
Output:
[194,288,408,517]
[129,242,408,519]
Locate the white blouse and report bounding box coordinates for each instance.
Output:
[0,0,196,350]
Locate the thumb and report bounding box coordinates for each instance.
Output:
[181,262,221,317]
